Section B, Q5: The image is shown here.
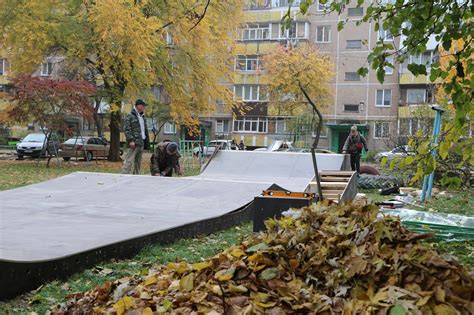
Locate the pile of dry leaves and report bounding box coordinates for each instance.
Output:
[53,204,473,314]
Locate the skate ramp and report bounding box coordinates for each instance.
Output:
[0,151,347,299]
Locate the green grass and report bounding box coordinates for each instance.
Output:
[0,157,202,191]
[0,223,252,314]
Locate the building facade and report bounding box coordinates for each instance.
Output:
[202,0,439,153]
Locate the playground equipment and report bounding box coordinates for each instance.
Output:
[0,150,354,299]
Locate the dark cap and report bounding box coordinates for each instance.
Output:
[166,142,178,155]
[135,99,146,106]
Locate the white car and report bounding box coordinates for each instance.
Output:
[374,145,415,162]
[16,133,60,159]
[254,140,295,152]
[193,140,239,157]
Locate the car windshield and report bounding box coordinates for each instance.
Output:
[64,138,85,144]
[22,134,46,142]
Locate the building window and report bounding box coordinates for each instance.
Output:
[233,117,268,133]
[384,55,394,74]
[234,85,268,102]
[315,26,330,43]
[344,104,360,112]
[346,40,362,49]
[240,23,270,41]
[40,62,52,76]
[345,72,361,81]
[164,122,177,134]
[376,89,392,106]
[280,22,308,39]
[275,118,286,134]
[216,120,230,134]
[348,7,363,16]
[378,27,393,41]
[274,0,301,8]
[374,122,390,139]
[407,89,426,104]
[0,59,6,75]
[235,55,263,72]
[317,0,330,11]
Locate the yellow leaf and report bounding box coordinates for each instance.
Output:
[415,295,431,307]
[256,301,277,308]
[192,261,212,271]
[179,273,194,291]
[215,266,236,281]
[143,275,157,286]
[142,307,153,315]
[231,248,246,258]
[113,296,136,315]
[229,284,248,293]
[433,303,460,315]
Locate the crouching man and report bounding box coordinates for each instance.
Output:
[150,141,182,177]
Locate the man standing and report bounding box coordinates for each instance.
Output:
[122,99,149,174]
[150,141,182,177]
[342,125,368,174]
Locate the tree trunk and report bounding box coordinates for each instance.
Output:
[108,109,122,161]
[93,98,103,137]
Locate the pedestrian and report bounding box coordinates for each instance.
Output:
[150,141,182,177]
[238,140,245,151]
[122,99,150,175]
[342,125,368,174]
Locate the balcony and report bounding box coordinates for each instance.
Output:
[398,104,435,119]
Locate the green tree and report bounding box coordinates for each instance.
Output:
[284,0,473,184]
[0,0,242,161]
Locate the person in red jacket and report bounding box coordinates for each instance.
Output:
[342,125,368,174]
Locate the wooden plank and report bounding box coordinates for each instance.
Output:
[320,171,354,176]
[321,189,344,194]
[320,182,348,188]
[319,176,350,182]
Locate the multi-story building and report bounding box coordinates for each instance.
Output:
[202,0,439,153]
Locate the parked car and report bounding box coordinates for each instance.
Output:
[374,145,414,162]
[59,137,110,161]
[16,133,60,159]
[254,140,295,152]
[193,140,239,157]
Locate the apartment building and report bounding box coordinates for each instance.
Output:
[203,0,440,153]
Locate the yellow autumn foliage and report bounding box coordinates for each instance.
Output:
[263,44,335,116]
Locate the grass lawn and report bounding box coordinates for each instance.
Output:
[0,155,202,191]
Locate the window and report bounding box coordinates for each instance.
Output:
[0,59,6,75]
[317,0,330,11]
[234,85,268,102]
[346,40,362,49]
[378,27,393,41]
[235,55,263,71]
[275,118,286,133]
[240,24,270,41]
[316,26,330,43]
[348,7,363,16]
[407,89,426,104]
[233,117,268,133]
[344,104,360,112]
[41,62,52,76]
[374,122,390,139]
[280,22,308,39]
[384,55,394,74]
[164,122,177,134]
[216,120,230,134]
[244,0,272,10]
[345,72,360,81]
[376,89,392,106]
[275,0,301,7]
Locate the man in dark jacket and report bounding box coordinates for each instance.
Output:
[342,125,368,174]
[122,99,150,174]
[150,141,182,177]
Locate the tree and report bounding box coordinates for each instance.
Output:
[4,75,95,166]
[284,0,473,185]
[263,44,334,147]
[0,0,242,161]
